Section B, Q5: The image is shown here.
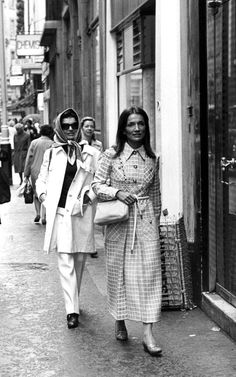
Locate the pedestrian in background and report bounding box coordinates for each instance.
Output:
[80,116,103,152]
[36,108,100,329]
[7,119,17,163]
[92,106,162,356]
[24,125,54,224]
[13,123,31,185]
[24,118,39,141]
[80,116,103,259]
[0,146,11,224]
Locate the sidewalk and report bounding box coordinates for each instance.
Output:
[0,178,236,377]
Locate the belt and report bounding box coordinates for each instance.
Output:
[131,196,149,254]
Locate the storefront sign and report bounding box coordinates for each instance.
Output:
[16,34,44,56]
[9,75,24,86]
[11,64,22,75]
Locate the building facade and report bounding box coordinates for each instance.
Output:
[6,0,45,120]
[40,0,236,340]
[0,0,19,123]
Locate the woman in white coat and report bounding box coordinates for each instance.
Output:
[36,108,100,329]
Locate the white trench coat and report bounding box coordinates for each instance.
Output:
[36,144,100,253]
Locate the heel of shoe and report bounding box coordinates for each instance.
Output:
[142,341,162,357]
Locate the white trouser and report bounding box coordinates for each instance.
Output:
[57,252,87,315]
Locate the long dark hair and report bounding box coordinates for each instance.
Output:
[114,106,156,158]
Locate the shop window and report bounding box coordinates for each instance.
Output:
[116,15,155,73]
[119,69,143,112]
[10,19,15,39]
[117,31,124,72]
[117,15,155,111]
[93,25,101,131]
[133,19,141,66]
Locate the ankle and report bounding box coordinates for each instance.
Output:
[116,319,125,325]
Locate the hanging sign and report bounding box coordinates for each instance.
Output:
[16,34,44,56]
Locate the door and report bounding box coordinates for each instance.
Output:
[207,1,236,307]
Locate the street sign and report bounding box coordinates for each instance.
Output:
[16,34,44,56]
[9,76,24,86]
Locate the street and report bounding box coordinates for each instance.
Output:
[0,180,236,377]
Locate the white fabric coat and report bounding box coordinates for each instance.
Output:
[36,144,100,253]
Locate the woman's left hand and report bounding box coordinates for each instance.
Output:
[116,190,137,205]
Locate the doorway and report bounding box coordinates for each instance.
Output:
[207,1,236,307]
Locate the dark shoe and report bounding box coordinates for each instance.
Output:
[142,341,162,356]
[67,313,79,329]
[34,215,40,223]
[41,219,46,225]
[91,252,98,258]
[115,321,128,341]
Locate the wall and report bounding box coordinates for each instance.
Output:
[156,0,183,217]
[180,0,200,244]
[111,0,153,28]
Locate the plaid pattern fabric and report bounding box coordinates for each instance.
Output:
[93,143,162,322]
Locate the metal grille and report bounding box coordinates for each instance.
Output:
[116,31,124,72]
[133,19,141,66]
[160,217,194,310]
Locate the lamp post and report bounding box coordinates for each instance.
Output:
[0,0,8,125]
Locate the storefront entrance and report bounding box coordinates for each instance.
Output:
[207,1,236,307]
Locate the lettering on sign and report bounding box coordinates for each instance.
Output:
[16,34,44,56]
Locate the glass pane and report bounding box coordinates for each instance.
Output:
[118,69,143,113]
[94,26,101,131]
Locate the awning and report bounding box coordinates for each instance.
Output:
[40,21,60,46]
[7,92,37,111]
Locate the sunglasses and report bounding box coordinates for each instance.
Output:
[61,122,78,130]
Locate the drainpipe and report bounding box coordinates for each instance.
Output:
[0,0,8,125]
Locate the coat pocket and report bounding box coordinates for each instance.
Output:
[141,217,158,240]
[71,198,89,217]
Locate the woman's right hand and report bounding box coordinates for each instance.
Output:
[116,190,137,205]
[39,193,46,203]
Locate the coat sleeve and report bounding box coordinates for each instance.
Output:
[35,148,50,198]
[149,156,161,219]
[92,149,119,200]
[82,147,101,202]
[24,141,35,178]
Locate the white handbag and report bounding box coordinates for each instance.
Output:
[94,199,129,225]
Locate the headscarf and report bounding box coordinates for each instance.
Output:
[53,108,82,162]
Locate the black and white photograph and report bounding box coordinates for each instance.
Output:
[0,0,236,376]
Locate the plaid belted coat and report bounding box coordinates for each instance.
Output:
[92,143,162,323]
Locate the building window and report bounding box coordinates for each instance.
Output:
[10,19,15,39]
[116,15,154,73]
[9,0,15,9]
[116,15,155,134]
[133,19,141,66]
[92,25,101,131]
[119,69,143,112]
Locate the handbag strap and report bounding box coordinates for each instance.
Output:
[79,186,89,217]
[130,196,149,253]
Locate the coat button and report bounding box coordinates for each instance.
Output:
[133,165,137,169]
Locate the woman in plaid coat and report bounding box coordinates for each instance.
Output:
[92,106,162,356]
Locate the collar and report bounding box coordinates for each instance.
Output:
[79,142,95,156]
[123,142,146,161]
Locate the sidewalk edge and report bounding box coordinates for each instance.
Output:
[202,292,236,342]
